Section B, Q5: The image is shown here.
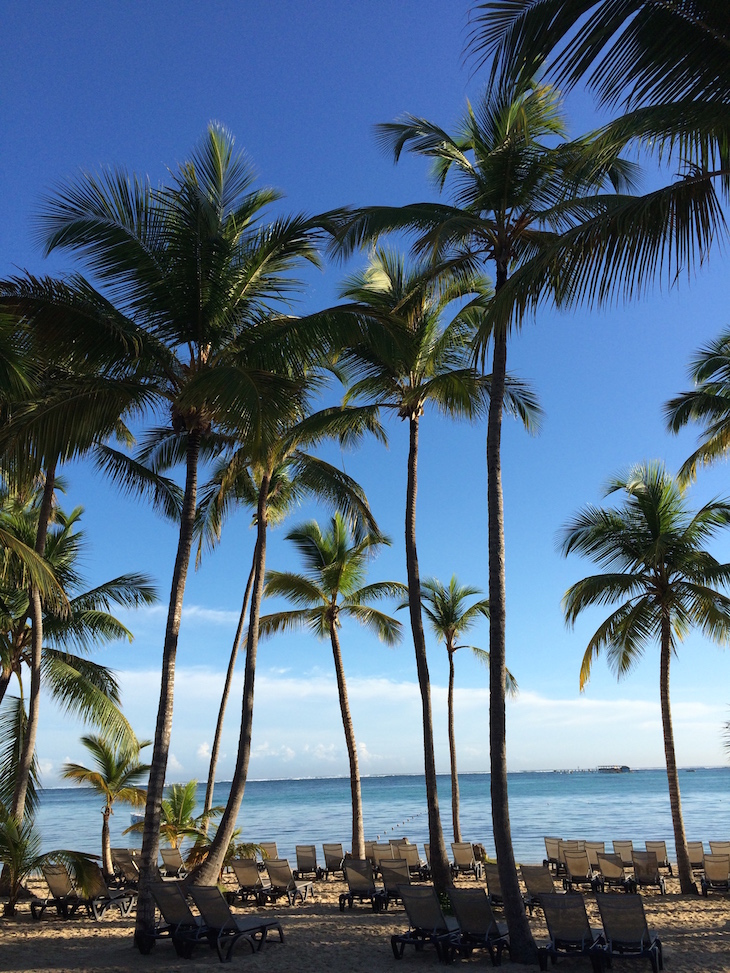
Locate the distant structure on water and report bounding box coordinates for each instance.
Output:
[597,765,631,774]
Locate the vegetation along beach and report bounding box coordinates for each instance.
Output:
[2,0,730,969]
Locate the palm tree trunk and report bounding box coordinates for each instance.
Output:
[12,460,56,821]
[405,414,451,892]
[447,649,461,843]
[135,431,200,942]
[192,472,271,886]
[660,615,694,892]
[487,288,536,962]
[202,559,256,826]
[330,623,365,858]
[101,805,113,879]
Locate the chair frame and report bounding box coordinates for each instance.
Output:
[594,891,663,973]
[538,892,604,973]
[339,859,383,912]
[391,885,459,962]
[448,886,510,967]
[137,881,208,958]
[188,884,284,961]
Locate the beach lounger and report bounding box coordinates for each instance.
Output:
[613,841,634,868]
[423,843,432,879]
[188,885,284,961]
[294,844,323,880]
[392,842,425,877]
[322,843,345,879]
[543,836,563,874]
[137,881,208,957]
[709,840,730,855]
[644,841,672,875]
[84,862,137,919]
[451,841,483,879]
[563,850,600,893]
[596,854,632,893]
[262,859,314,905]
[558,840,585,878]
[485,861,504,907]
[372,842,393,875]
[631,852,666,894]
[364,840,376,867]
[391,884,459,962]
[585,841,606,869]
[259,841,279,862]
[687,841,705,870]
[594,891,663,972]
[160,846,187,878]
[110,848,139,888]
[339,859,383,912]
[380,858,411,909]
[701,854,730,895]
[448,886,510,966]
[31,863,85,920]
[538,892,604,972]
[230,858,272,905]
[520,864,557,914]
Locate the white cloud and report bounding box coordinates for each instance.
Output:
[168,754,183,773]
[197,742,210,759]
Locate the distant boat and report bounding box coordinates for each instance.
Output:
[597,765,631,774]
[130,812,144,824]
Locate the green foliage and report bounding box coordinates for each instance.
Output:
[125,780,223,848]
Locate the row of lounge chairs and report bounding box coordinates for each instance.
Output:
[31,862,137,921]
[227,858,314,905]
[545,838,673,875]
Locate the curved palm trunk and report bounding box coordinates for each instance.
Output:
[202,559,256,825]
[12,460,56,821]
[101,805,113,878]
[135,432,200,942]
[447,649,461,843]
[406,415,451,892]
[660,616,694,893]
[192,472,271,885]
[330,623,365,858]
[487,292,536,962]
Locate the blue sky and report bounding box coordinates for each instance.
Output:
[2,1,730,786]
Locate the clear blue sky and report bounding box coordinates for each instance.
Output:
[2,0,729,786]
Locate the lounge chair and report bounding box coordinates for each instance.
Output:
[687,841,705,870]
[563,851,599,893]
[485,861,504,906]
[452,841,483,879]
[262,859,314,905]
[380,858,411,909]
[84,862,137,919]
[423,843,432,879]
[709,840,730,856]
[188,885,284,961]
[137,881,208,957]
[294,844,322,880]
[364,840,376,867]
[543,836,563,874]
[645,841,672,875]
[596,854,632,893]
[372,842,393,875]
[613,841,634,868]
[339,859,383,912]
[448,887,510,966]
[110,848,139,888]
[558,840,585,878]
[538,891,604,973]
[31,863,85,920]
[585,841,606,870]
[520,864,556,914]
[322,843,345,879]
[259,841,279,862]
[594,891,663,972]
[391,884,459,962]
[230,858,272,905]
[393,842,426,877]
[631,852,666,895]
[160,846,187,878]
[701,854,730,896]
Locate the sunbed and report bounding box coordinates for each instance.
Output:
[294,844,322,880]
[448,886,510,966]
[188,884,284,961]
[596,854,632,893]
[391,884,459,962]
[520,864,556,914]
[262,858,314,905]
[585,841,606,869]
[645,841,672,875]
[322,843,345,879]
[372,842,393,875]
[259,841,279,862]
[379,858,411,909]
[84,862,137,919]
[709,840,730,856]
[701,854,730,896]
[485,861,504,906]
[31,863,85,920]
[543,836,563,874]
[339,859,383,912]
[230,858,272,905]
[631,852,666,894]
[538,891,604,972]
[110,848,139,888]
[160,846,187,878]
[452,841,483,879]
[594,891,663,972]
[137,881,208,957]
[612,841,634,868]
[392,841,425,877]
[563,850,600,893]
[687,841,705,870]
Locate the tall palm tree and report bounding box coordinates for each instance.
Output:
[417,576,516,842]
[1,126,339,937]
[332,79,622,955]
[258,513,407,859]
[190,405,381,886]
[665,328,730,483]
[560,461,730,893]
[61,734,150,878]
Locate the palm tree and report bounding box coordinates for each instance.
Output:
[1,125,339,937]
[665,328,730,483]
[61,734,150,878]
[332,79,624,954]
[258,513,407,859]
[126,779,223,852]
[417,576,516,842]
[190,405,381,886]
[560,461,730,894]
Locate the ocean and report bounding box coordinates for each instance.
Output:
[34,768,730,865]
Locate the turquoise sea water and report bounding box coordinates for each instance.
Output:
[35,768,730,865]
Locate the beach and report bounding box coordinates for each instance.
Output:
[4,869,730,972]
